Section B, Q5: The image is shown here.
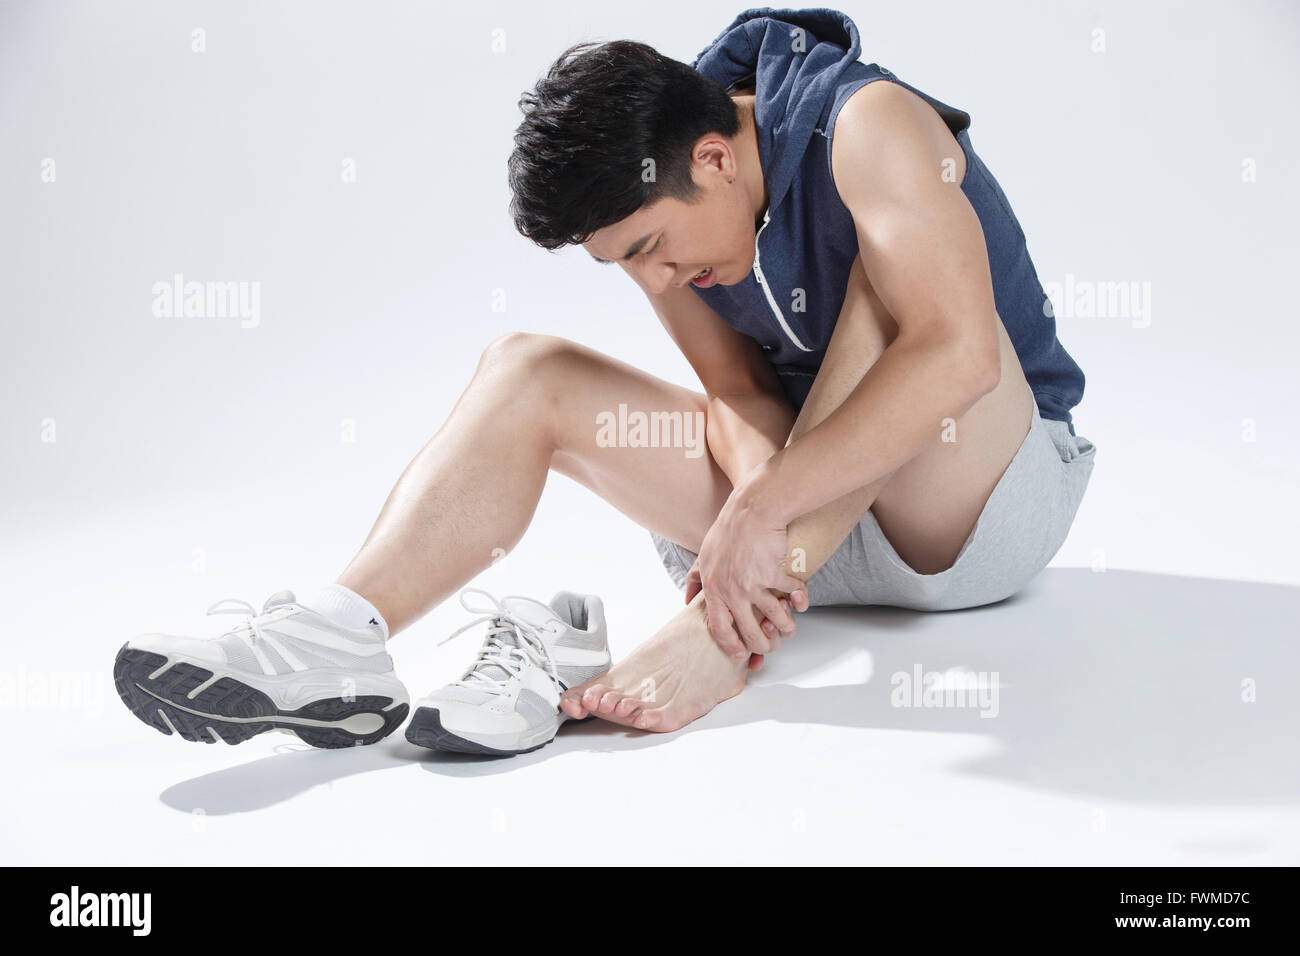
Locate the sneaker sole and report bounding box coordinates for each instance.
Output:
[113,644,409,749]
[403,706,559,756]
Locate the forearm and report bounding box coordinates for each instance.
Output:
[704,389,797,488]
[738,332,995,525]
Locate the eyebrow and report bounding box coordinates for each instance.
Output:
[589,233,655,265]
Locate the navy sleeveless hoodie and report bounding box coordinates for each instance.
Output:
[688,7,1086,434]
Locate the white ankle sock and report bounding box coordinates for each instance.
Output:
[301,584,389,640]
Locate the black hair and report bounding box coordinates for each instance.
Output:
[507,39,742,251]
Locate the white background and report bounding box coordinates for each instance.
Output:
[2,0,1297,865]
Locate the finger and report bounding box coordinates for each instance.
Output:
[779,575,808,596]
[782,582,810,612]
[702,588,732,639]
[748,653,765,672]
[704,595,747,659]
[757,591,796,636]
[731,599,773,655]
[751,621,781,656]
[685,563,702,604]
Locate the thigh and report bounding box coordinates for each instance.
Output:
[777,249,1037,582]
[538,336,732,552]
[870,315,1037,575]
[779,253,903,575]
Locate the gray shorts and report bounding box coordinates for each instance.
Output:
[650,395,1096,612]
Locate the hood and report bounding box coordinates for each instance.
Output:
[690,7,863,216]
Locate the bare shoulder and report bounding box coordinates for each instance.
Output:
[830,78,966,203]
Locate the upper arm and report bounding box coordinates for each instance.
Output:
[830,80,1000,382]
[641,280,786,399]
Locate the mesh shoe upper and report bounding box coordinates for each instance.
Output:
[422,588,610,720]
[131,590,396,678]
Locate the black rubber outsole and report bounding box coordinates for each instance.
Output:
[113,644,409,749]
[404,706,553,757]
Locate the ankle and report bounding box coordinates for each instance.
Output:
[301,583,389,640]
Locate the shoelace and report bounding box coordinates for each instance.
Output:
[206,597,278,651]
[437,588,562,694]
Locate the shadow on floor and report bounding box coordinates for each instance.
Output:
[159,568,1299,813]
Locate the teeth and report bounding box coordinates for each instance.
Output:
[694,267,710,279]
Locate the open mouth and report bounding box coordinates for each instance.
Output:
[690,266,716,288]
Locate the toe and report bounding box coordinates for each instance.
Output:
[614,697,641,720]
[580,684,607,712]
[635,706,690,734]
[598,690,622,714]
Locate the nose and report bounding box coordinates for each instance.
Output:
[634,259,680,295]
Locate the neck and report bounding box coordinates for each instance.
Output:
[731,94,769,225]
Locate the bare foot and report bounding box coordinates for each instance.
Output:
[560,594,748,733]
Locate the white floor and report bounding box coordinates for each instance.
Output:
[4,484,1298,866]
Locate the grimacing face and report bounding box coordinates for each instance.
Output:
[582,126,763,296]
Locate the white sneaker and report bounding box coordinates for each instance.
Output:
[405,588,611,755]
[113,590,410,748]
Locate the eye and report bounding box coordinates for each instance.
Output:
[643,236,663,256]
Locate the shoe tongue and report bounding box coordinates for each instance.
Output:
[467,598,558,683]
[262,590,297,613]
[499,596,561,628]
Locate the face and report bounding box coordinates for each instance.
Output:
[582,125,760,295]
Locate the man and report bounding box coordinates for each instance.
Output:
[116,8,1095,746]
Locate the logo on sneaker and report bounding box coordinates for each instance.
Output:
[369,618,378,625]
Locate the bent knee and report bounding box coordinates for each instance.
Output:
[477,331,585,392]
[480,330,574,368]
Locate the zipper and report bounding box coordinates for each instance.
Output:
[752,208,812,352]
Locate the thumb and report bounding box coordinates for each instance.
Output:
[684,560,702,604]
